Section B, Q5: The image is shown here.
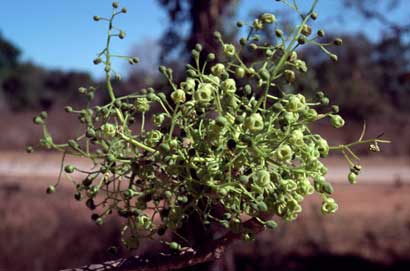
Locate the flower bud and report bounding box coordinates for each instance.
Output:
[333,38,343,46]
[253,19,263,30]
[93,58,102,65]
[301,25,312,36]
[213,31,222,40]
[93,16,100,21]
[64,165,76,174]
[265,220,278,229]
[260,13,276,24]
[236,21,244,27]
[119,31,126,39]
[33,116,44,125]
[121,7,127,13]
[317,29,325,37]
[207,53,215,61]
[297,36,306,45]
[235,67,245,78]
[275,29,284,38]
[329,114,345,128]
[348,172,357,184]
[330,54,338,62]
[284,70,295,83]
[46,185,56,194]
[311,12,318,20]
[112,2,119,8]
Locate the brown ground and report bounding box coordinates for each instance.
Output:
[1,152,410,271]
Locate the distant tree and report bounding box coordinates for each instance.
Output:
[157,0,236,64]
[0,34,20,76]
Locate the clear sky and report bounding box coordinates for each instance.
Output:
[1,0,408,79]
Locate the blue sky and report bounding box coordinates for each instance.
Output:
[1,0,409,79]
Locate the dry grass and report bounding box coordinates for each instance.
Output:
[1,174,410,271]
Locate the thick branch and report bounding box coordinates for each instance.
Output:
[61,217,266,271]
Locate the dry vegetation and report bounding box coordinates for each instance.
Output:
[1,160,410,271]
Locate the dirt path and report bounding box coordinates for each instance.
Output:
[0,151,409,184]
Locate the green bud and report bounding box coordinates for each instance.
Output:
[121,7,127,13]
[260,13,276,24]
[112,2,119,8]
[317,29,325,37]
[284,70,295,83]
[297,36,306,45]
[213,31,222,40]
[207,53,215,61]
[93,16,100,21]
[93,58,102,65]
[330,54,338,62]
[275,29,284,38]
[64,165,76,174]
[253,19,263,30]
[301,25,312,36]
[64,106,73,113]
[311,12,318,20]
[236,21,244,27]
[46,185,56,194]
[119,31,126,39]
[265,220,278,229]
[329,114,345,128]
[169,242,181,250]
[33,116,44,125]
[333,38,343,46]
[235,67,245,78]
[348,172,357,184]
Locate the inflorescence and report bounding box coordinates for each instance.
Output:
[29,0,390,251]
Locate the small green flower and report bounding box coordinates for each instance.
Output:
[171,89,186,103]
[101,123,116,137]
[274,144,293,162]
[321,197,338,214]
[254,169,270,187]
[223,44,236,56]
[245,113,264,132]
[211,63,225,76]
[135,97,150,112]
[221,79,236,94]
[194,83,214,104]
[287,94,306,112]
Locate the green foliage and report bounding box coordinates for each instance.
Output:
[30,1,390,251]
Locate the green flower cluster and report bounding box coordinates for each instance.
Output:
[29,0,389,251]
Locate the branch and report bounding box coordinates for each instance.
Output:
[61,217,266,271]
